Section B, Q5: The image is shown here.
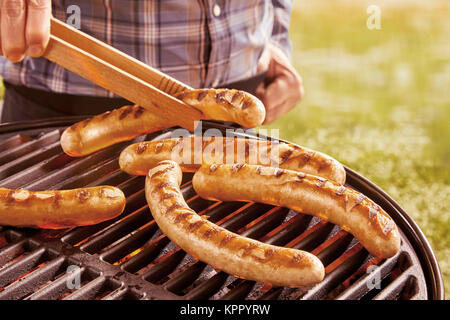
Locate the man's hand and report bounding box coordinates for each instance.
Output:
[0,0,51,62]
[255,44,304,125]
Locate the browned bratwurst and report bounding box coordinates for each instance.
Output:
[120,136,346,184]
[60,105,174,157]
[192,163,400,259]
[145,160,325,287]
[0,186,126,229]
[174,88,265,129]
[61,88,265,157]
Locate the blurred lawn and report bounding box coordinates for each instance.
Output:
[261,0,449,298]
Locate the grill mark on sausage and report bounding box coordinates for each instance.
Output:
[209,164,221,172]
[119,105,133,120]
[369,204,380,219]
[154,142,164,153]
[301,152,313,164]
[69,123,79,131]
[53,192,63,208]
[242,98,252,110]
[215,91,227,104]
[256,166,265,175]
[382,222,395,235]
[232,163,245,172]
[291,252,306,265]
[336,186,346,196]
[165,203,184,215]
[296,172,307,182]
[136,142,149,154]
[150,167,174,179]
[280,149,293,164]
[133,106,146,118]
[188,220,207,232]
[174,211,194,223]
[318,159,332,172]
[219,233,236,247]
[81,118,92,128]
[99,187,119,199]
[176,91,188,101]
[264,248,278,258]
[197,90,208,101]
[274,168,285,177]
[203,226,220,239]
[76,189,90,203]
[160,192,177,201]
[5,190,15,204]
[155,182,174,191]
[216,91,235,108]
[316,178,327,188]
[231,91,242,103]
[171,137,183,150]
[241,242,260,257]
[101,111,111,120]
[158,160,176,166]
[355,194,366,206]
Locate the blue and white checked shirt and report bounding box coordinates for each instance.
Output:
[0,0,292,97]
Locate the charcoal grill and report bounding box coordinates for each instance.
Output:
[0,118,444,300]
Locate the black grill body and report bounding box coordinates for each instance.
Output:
[0,118,444,300]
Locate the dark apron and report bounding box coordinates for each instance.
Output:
[0,73,266,123]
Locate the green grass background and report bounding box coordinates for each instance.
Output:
[261,0,449,298]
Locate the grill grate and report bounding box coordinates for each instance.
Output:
[0,120,443,300]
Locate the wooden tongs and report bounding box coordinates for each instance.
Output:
[43,17,203,131]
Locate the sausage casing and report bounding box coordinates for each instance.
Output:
[60,105,174,157]
[175,88,266,128]
[192,163,401,259]
[120,136,346,184]
[0,186,126,229]
[145,160,325,287]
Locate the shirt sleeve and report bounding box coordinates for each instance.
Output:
[271,0,293,59]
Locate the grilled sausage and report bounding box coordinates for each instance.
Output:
[60,105,174,157]
[145,160,325,287]
[174,88,265,128]
[61,88,265,157]
[0,186,126,229]
[119,136,346,184]
[192,163,400,259]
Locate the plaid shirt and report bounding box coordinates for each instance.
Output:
[0,0,292,97]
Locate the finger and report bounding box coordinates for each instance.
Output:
[261,76,303,124]
[263,96,298,125]
[254,81,266,101]
[1,0,27,62]
[25,0,51,57]
[261,76,292,111]
[265,72,304,108]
